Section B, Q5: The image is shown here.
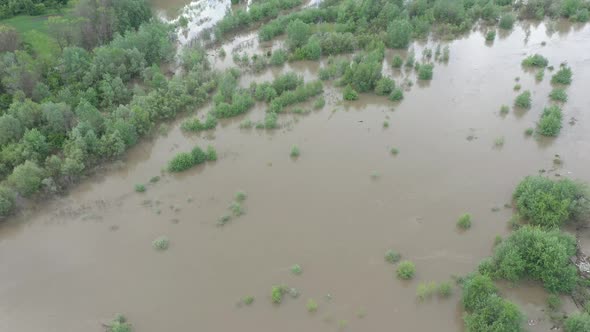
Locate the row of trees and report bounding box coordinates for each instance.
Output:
[0,0,68,19]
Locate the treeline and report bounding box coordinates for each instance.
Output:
[0,0,68,18]
[0,0,217,217]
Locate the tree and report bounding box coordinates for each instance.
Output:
[21,128,50,163]
[565,313,590,332]
[8,160,44,197]
[286,19,311,50]
[0,51,40,96]
[0,114,23,145]
[47,17,83,50]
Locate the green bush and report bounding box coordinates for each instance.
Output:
[313,96,325,109]
[464,294,523,332]
[418,63,434,80]
[0,185,16,217]
[500,105,509,114]
[547,294,561,310]
[537,105,562,137]
[499,13,516,29]
[152,236,170,250]
[513,176,587,228]
[386,19,412,49]
[417,282,437,300]
[375,77,395,96]
[549,88,568,102]
[168,152,194,172]
[269,49,288,66]
[564,312,590,332]
[551,66,573,85]
[457,213,472,229]
[391,55,404,68]
[343,85,359,101]
[134,184,146,192]
[269,81,323,113]
[109,314,131,332]
[389,88,404,101]
[291,264,302,275]
[286,19,311,50]
[396,260,416,280]
[438,282,453,297]
[462,274,498,311]
[514,91,531,109]
[385,249,401,263]
[271,285,285,304]
[181,113,218,132]
[306,298,318,312]
[491,226,577,292]
[522,54,548,67]
[486,30,496,41]
[273,73,303,95]
[206,146,217,161]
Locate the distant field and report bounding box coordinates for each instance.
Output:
[0,5,74,58]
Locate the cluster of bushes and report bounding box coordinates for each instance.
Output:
[340,44,384,93]
[269,80,323,113]
[552,65,573,85]
[513,176,588,228]
[211,70,254,118]
[522,54,549,68]
[0,0,68,19]
[461,274,523,331]
[167,145,217,172]
[181,113,218,132]
[215,0,302,38]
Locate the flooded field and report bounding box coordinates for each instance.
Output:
[1,1,590,331]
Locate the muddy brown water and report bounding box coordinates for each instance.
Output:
[2,3,590,330]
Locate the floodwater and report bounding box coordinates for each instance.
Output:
[2,4,590,331]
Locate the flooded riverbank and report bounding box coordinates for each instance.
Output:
[1,1,590,330]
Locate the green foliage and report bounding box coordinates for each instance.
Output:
[271,285,285,304]
[230,201,244,216]
[134,184,146,192]
[286,19,311,50]
[547,294,561,310]
[552,66,573,85]
[535,69,544,81]
[306,298,318,312]
[500,105,509,115]
[438,282,453,297]
[390,147,399,155]
[313,96,325,109]
[181,113,217,132]
[168,152,195,172]
[290,145,300,157]
[391,55,403,68]
[549,88,568,102]
[537,105,562,137]
[235,191,247,202]
[464,294,523,332]
[273,72,303,95]
[269,81,323,113]
[417,282,437,300]
[499,13,516,29]
[522,54,548,67]
[0,185,16,216]
[457,213,472,229]
[486,30,496,41]
[152,236,169,250]
[109,314,131,332]
[291,264,302,275]
[375,77,395,96]
[418,63,434,80]
[513,176,587,228]
[396,260,416,280]
[386,19,412,49]
[491,226,577,292]
[269,49,288,66]
[462,274,498,311]
[389,88,404,101]
[385,249,401,263]
[525,128,534,136]
[514,91,531,109]
[343,85,359,101]
[564,312,590,332]
[8,160,44,197]
[243,296,254,305]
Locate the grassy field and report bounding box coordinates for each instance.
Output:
[0,5,74,58]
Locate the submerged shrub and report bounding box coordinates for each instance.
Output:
[438,282,453,297]
[375,77,395,96]
[486,30,496,41]
[181,113,218,132]
[290,145,300,157]
[108,314,131,332]
[499,13,516,29]
[385,249,401,263]
[135,184,146,192]
[291,264,302,275]
[269,49,288,66]
[152,236,170,250]
[313,96,325,109]
[235,191,247,202]
[551,66,573,85]
[549,88,568,102]
[386,19,412,49]
[417,282,437,300]
[514,91,531,109]
[513,175,588,228]
[418,64,434,80]
[271,285,286,304]
[343,85,359,101]
[306,298,318,312]
[490,226,577,293]
[396,260,416,280]
[565,312,590,332]
[389,88,404,101]
[462,274,498,311]
[522,54,548,67]
[0,185,16,217]
[391,55,404,68]
[168,145,216,172]
[537,105,563,137]
[457,213,472,229]
[206,146,218,161]
[464,294,523,332]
